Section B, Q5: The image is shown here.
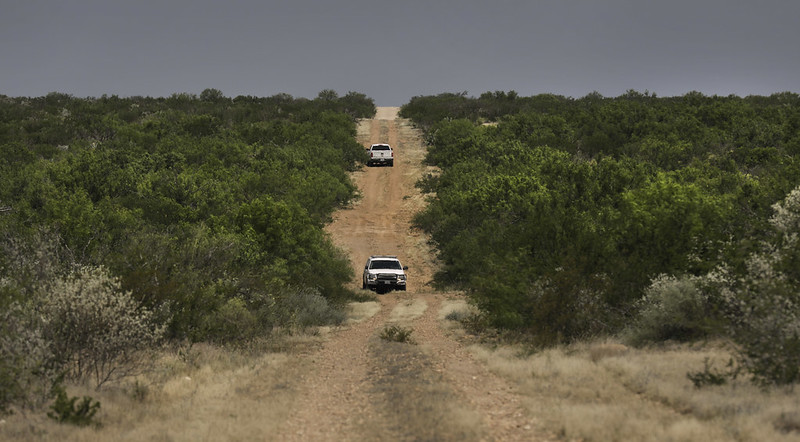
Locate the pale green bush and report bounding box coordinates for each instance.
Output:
[0,293,57,412]
[1,231,69,412]
[40,266,165,387]
[625,274,716,345]
[200,296,260,343]
[717,186,800,385]
[719,253,800,385]
[275,286,346,329]
[630,186,800,385]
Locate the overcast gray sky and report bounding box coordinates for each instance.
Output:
[2,0,799,105]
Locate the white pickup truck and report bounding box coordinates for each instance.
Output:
[362,255,408,293]
[366,143,394,167]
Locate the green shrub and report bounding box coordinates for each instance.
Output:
[47,383,100,427]
[625,274,719,345]
[380,325,415,344]
[717,186,800,386]
[200,296,260,344]
[0,232,68,412]
[626,185,800,385]
[275,286,346,329]
[0,299,56,413]
[403,91,800,346]
[720,259,800,385]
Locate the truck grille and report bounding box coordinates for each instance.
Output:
[377,274,397,282]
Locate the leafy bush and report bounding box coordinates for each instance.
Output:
[404,91,800,344]
[0,91,371,346]
[380,325,415,344]
[40,266,165,387]
[0,232,69,412]
[624,186,800,385]
[625,274,720,345]
[0,298,57,413]
[200,296,260,344]
[47,383,101,427]
[720,259,800,386]
[0,90,373,409]
[275,286,346,329]
[716,188,800,385]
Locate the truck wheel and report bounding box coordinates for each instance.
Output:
[388,160,394,167]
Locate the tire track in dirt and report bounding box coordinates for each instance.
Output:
[276,108,554,441]
[277,295,399,441]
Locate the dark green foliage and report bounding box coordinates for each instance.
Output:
[47,383,101,427]
[0,89,375,347]
[403,90,800,345]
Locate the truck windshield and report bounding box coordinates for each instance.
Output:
[371,260,401,270]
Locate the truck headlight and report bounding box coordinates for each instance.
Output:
[398,275,406,281]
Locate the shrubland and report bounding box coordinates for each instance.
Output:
[401,90,800,385]
[0,89,375,415]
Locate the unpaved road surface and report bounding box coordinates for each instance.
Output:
[275,108,553,441]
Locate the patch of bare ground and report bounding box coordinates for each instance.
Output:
[389,292,550,441]
[366,329,483,441]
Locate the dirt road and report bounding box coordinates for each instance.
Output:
[275,108,551,441]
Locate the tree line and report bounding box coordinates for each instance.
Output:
[402,90,800,384]
[1,89,375,411]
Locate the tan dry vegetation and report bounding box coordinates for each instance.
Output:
[437,298,474,321]
[387,296,428,324]
[0,340,316,441]
[471,340,800,441]
[346,300,381,324]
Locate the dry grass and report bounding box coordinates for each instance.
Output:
[346,301,381,324]
[437,298,474,321]
[387,297,427,324]
[6,295,800,441]
[470,339,800,441]
[0,339,316,442]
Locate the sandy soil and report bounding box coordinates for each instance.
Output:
[274,108,554,441]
